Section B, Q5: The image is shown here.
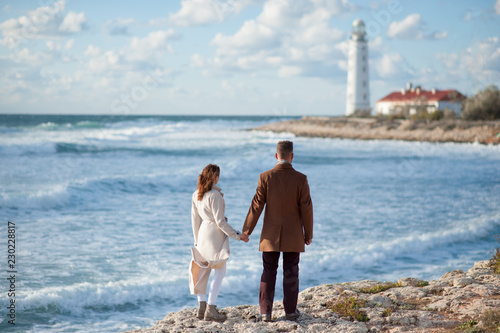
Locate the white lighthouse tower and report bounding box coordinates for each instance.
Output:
[346,19,370,116]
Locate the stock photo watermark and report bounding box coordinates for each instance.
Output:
[6,221,17,326]
[365,0,404,37]
[110,67,166,115]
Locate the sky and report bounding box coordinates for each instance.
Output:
[0,0,499,116]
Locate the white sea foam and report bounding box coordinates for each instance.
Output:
[16,275,186,314]
[308,212,500,281]
[0,184,70,209]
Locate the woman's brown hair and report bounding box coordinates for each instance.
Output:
[197,164,220,201]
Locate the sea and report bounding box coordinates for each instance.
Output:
[0,114,499,332]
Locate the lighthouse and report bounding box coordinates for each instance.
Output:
[346,19,370,116]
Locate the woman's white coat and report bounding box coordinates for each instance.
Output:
[189,185,240,294]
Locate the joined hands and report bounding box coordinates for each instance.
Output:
[240,233,249,243]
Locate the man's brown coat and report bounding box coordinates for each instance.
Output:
[243,163,313,252]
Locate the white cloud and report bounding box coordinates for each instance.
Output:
[8,47,57,67]
[46,40,60,51]
[79,30,177,97]
[168,86,188,98]
[387,13,447,40]
[80,31,178,74]
[373,52,412,79]
[433,31,448,39]
[0,0,87,49]
[124,30,178,62]
[170,0,221,26]
[104,18,135,35]
[200,0,353,78]
[257,1,311,29]
[218,79,261,102]
[59,11,87,33]
[88,50,120,72]
[496,0,500,14]
[84,45,121,74]
[436,37,500,86]
[0,4,178,112]
[313,0,358,16]
[463,11,473,21]
[191,53,205,67]
[84,45,101,57]
[278,65,302,78]
[212,20,278,54]
[65,38,74,49]
[387,14,423,39]
[368,36,384,54]
[294,10,344,45]
[169,0,255,26]
[462,9,482,22]
[0,0,65,43]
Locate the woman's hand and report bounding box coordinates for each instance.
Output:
[240,233,249,242]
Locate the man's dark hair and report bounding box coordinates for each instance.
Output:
[277,140,293,159]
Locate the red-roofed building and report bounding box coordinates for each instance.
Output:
[376,83,466,116]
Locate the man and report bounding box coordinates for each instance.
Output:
[242,140,313,322]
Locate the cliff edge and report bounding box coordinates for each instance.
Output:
[125,261,500,333]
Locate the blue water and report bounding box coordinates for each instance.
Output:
[0,114,499,332]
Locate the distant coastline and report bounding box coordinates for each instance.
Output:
[256,117,500,145]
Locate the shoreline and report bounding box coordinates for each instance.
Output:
[125,261,500,333]
[255,117,500,145]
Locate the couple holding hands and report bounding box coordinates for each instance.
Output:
[189,141,314,322]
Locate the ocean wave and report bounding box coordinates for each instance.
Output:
[0,125,21,134]
[0,175,178,210]
[311,212,500,276]
[74,121,105,129]
[54,142,218,157]
[36,122,62,130]
[33,121,105,131]
[0,185,71,210]
[16,275,186,316]
[0,142,56,156]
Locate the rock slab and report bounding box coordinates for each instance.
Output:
[124,261,500,333]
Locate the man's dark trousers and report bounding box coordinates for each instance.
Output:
[259,251,300,315]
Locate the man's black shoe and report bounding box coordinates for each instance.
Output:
[285,309,300,321]
[261,314,273,322]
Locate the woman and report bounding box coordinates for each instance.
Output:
[189,164,249,322]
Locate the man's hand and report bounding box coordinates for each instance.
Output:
[305,239,312,246]
[240,233,249,243]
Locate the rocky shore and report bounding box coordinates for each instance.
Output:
[255,117,500,145]
[126,261,500,333]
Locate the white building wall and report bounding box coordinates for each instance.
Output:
[375,102,392,115]
[376,100,463,116]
